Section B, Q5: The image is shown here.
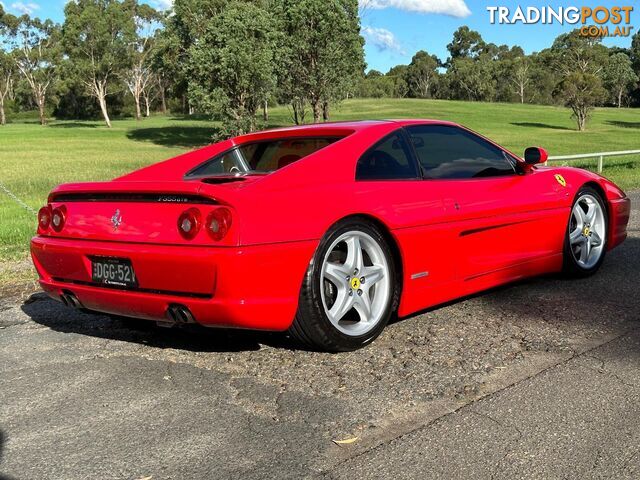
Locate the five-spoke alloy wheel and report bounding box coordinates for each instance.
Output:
[564,187,608,276]
[289,219,399,351]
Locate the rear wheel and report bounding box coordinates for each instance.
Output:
[563,186,608,277]
[289,219,399,352]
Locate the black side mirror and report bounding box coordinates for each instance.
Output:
[524,147,548,165]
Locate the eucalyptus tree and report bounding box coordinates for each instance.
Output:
[551,31,608,131]
[276,0,364,123]
[1,13,61,125]
[187,0,277,135]
[62,0,139,127]
[123,3,160,120]
[603,52,638,107]
[0,50,15,125]
[406,50,440,98]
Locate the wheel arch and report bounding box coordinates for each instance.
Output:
[582,181,610,218]
[327,213,405,294]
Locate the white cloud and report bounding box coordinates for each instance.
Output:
[362,26,405,55]
[10,1,40,15]
[151,0,173,10]
[359,0,471,18]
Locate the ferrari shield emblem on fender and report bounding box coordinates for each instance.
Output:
[554,174,567,187]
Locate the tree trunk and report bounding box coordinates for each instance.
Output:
[98,94,112,128]
[143,93,150,117]
[311,99,321,123]
[37,98,46,126]
[322,101,329,122]
[134,96,142,121]
[159,87,167,114]
[618,89,623,108]
[0,99,5,125]
[263,100,268,121]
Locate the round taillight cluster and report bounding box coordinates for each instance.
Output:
[38,206,52,231]
[206,208,232,241]
[177,208,202,240]
[38,205,65,233]
[51,207,66,232]
[177,207,232,241]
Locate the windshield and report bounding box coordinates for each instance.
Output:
[185,137,341,178]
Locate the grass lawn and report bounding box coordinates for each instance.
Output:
[1,98,640,286]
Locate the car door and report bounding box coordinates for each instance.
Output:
[354,129,461,314]
[405,124,567,282]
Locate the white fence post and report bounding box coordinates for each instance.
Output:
[598,155,604,173]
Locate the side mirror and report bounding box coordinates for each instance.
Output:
[524,147,548,165]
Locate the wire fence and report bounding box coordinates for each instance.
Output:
[0,181,37,216]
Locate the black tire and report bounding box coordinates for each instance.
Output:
[562,185,608,277]
[288,219,400,352]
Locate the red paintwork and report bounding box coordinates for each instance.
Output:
[31,120,631,330]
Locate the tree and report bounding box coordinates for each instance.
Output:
[277,0,364,123]
[551,31,608,131]
[148,25,181,114]
[406,51,439,98]
[62,0,139,127]
[603,52,638,107]
[0,50,15,125]
[557,72,605,131]
[123,4,159,120]
[387,64,408,98]
[447,26,485,61]
[2,14,61,125]
[447,56,496,101]
[187,1,277,135]
[357,70,394,98]
[510,56,531,104]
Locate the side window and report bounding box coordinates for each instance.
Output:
[407,125,515,179]
[356,131,419,180]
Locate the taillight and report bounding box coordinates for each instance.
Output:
[177,208,202,240]
[206,208,232,241]
[51,206,66,232]
[38,205,52,231]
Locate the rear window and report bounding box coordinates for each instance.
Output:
[185,137,341,178]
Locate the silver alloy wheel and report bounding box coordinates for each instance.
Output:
[320,231,391,337]
[569,193,606,269]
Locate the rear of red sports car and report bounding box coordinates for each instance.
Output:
[31,122,376,331]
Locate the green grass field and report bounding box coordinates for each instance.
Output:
[1,98,640,282]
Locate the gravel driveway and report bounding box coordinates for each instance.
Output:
[0,191,638,479]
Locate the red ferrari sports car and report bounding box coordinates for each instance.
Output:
[32,120,630,351]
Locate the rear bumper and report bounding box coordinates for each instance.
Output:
[608,196,631,250]
[31,236,317,331]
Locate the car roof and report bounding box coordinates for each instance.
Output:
[233,119,461,143]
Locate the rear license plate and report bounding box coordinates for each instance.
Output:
[91,257,137,288]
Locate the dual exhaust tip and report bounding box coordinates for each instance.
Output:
[60,291,83,309]
[166,304,196,324]
[60,291,196,325]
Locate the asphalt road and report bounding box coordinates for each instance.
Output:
[0,192,638,480]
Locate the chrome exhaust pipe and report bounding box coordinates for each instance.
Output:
[166,304,196,324]
[61,291,83,309]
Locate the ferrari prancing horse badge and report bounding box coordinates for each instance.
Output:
[554,174,567,187]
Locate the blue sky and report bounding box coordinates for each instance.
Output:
[1,0,637,72]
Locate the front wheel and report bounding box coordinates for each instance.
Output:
[563,186,608,277]
[289,220,399,352]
